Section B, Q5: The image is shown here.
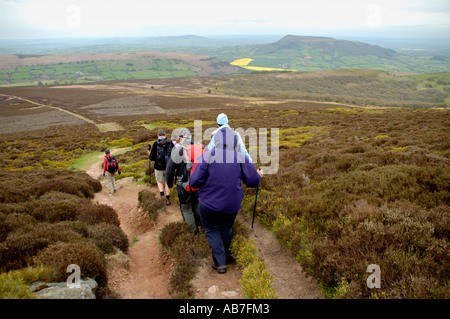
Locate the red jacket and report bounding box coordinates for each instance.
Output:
[103,155,120,175]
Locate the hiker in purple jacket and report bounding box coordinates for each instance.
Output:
[190,126,262,274]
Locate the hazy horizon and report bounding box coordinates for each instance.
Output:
[1,0,449,40]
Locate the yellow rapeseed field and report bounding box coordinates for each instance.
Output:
[245,66,296,72]
[231,58,297,72]
[230,58,254,67]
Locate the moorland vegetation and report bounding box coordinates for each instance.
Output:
[0,74,448,299]
[214,69,450,108]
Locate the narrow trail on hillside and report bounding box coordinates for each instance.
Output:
[87,157,180,298]
[0,94,95,124]
[237,213,322,299]
[84,152,322,299]
[85,154,244,299]
[0,94,123,133]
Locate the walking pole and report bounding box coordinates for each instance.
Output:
[251,167,262,231]
[149,162,156,187]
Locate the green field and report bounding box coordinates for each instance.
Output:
[0,58,198,87]
[227,53,450,73]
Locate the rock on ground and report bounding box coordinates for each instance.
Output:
[28,278,98,299]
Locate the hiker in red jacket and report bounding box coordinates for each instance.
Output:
[103,149,121,195]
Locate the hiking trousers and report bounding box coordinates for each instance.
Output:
[105,171,116,194]
[199,203,238,267]
[180,196,201,234]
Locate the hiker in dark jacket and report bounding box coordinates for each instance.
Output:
[190,126,262,274]
[165,128,203,234]
[149,129,172,205]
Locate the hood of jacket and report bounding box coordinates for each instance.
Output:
[214,126,237,150]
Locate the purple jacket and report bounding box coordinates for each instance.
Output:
[190,127,261,213]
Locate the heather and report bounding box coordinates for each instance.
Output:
[0,168,127,297]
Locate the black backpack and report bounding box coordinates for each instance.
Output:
[156,137,173,168]
[106,155,118,174]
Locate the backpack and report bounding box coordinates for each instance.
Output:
[106,155,118,174]
[178,142,205,192]
[156,137,173,168]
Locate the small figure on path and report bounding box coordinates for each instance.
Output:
[103,149,121,195]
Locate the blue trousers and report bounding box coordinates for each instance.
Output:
[199,203,238,267]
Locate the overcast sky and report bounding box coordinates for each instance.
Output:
[1,0,449,39]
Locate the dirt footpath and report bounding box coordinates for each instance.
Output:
[93,178,177,298]
[86,153,321,299]
[86,155,244,299]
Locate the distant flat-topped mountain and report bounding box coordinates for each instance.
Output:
[258,35,399,59]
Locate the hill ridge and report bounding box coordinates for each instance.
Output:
[258,34,399,59]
